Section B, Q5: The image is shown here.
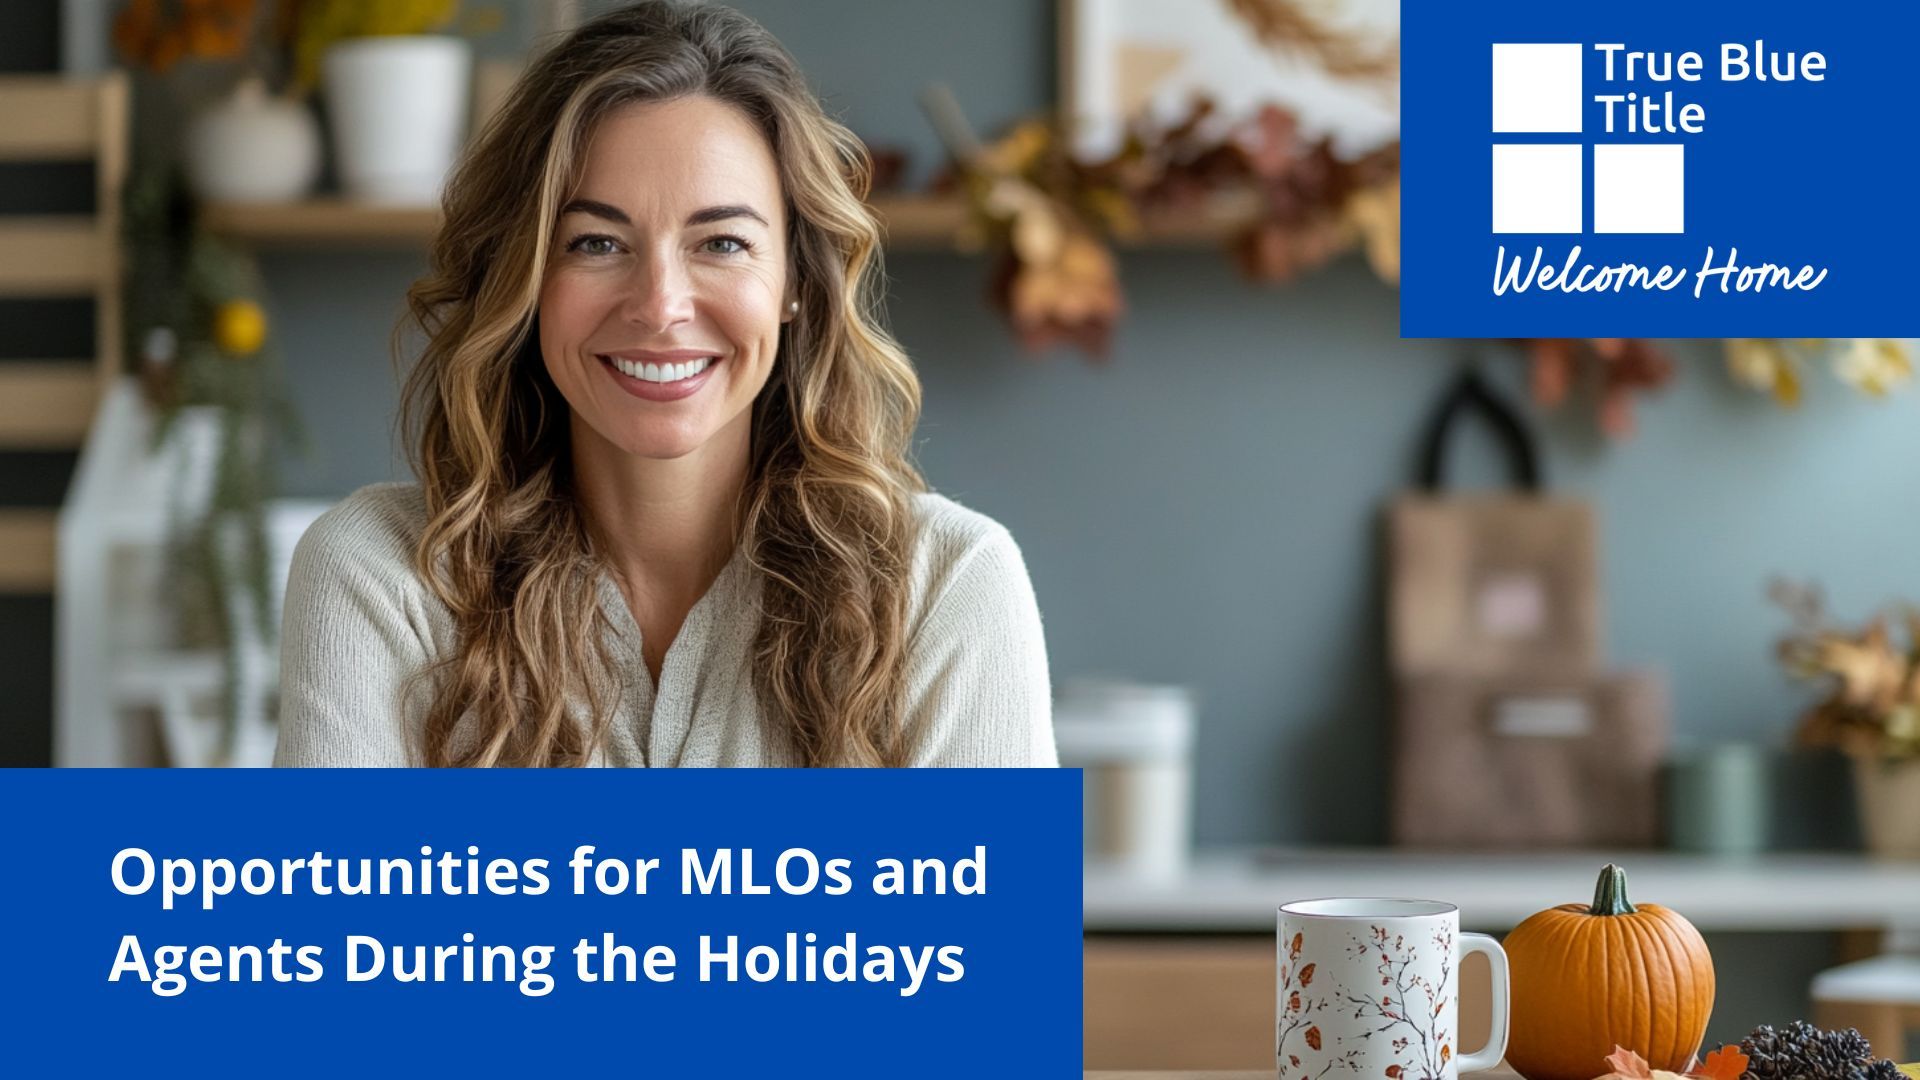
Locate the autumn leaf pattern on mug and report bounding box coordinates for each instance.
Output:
[1279,922,1457,1080]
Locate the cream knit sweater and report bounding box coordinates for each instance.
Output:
[273,483,1057,768]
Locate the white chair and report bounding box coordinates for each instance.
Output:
[59,380,330,766]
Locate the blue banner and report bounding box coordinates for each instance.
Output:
[1402,0,1920,337]
[0,769,1083,1077]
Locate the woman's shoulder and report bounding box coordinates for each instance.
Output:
[909,489,1017,563]
[905,489,1033,619]
[290,481,430,584]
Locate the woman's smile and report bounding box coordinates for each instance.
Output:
[597,348,723,402]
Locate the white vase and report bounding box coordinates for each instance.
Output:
[323,35,472,204]
[184,78,322,204]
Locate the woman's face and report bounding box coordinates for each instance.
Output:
[539,95,791,462]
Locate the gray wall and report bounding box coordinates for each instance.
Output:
[271,0,1910,849]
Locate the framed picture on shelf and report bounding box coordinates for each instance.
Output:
[1058,0,1399,160]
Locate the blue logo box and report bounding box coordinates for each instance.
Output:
[1401,0,1920,337]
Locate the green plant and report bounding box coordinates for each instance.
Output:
[124,167,303,756]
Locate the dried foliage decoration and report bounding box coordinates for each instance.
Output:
[1523,338,1675,439]
[1772,580,1920,761]
[1727,338,1914,406]
[1223,0,1400,83]
[925,0,1403,357]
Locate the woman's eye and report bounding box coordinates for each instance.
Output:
[702,235,751,256]
[565,234,620,256]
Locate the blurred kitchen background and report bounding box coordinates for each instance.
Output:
[2,0,1917,1071]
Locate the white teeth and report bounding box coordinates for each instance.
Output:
[607,356,713,383]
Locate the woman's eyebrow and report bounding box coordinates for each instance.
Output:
[559,198,631,224]
[556,200,768,229]
[685,204,768,228]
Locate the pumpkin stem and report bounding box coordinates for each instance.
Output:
[1588,863,1638,915]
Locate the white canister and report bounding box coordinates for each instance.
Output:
[323,35,472,204]
[184,78,322,204]
[1055,680,1195,879]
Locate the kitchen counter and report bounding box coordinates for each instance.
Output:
[1085,846,1920,932]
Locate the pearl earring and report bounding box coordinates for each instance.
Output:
[787,300,799,315]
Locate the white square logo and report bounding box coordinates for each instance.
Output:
[1492,144,1583,234]
[1593,144,1685,234]
[1493,43,1584,134]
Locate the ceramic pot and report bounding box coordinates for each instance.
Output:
[1853,753,1920,857]
[184,77,322,203]
[323,35,472,204]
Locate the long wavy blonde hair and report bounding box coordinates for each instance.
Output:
[398,1,924,767]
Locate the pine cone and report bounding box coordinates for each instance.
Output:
[1740,1021,1889,1080]
[1806,1024,1866,1077]
[1852,1058,1902,1080]
[1741,1023,1799,1080]
[1825,1028,1874,1067]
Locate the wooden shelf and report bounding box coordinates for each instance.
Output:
[199,199,439,247]
[200,192,1255,251]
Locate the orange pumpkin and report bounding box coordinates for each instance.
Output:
[1503,864,1715,1080]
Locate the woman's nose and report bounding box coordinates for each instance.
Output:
[620,251,696,332]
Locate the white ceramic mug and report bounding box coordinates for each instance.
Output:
[1277,898,1509,1080]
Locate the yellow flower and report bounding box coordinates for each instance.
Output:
[1832,338,1913,397]
[213,299,268,357]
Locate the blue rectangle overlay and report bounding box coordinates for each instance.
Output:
[0,768,1083,1077]
[1402,0,1920,337]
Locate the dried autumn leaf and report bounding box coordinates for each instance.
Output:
[1223,0,1400,82]
[1299,963,1316,987]
[1344,177,1399,285]
[1307,1027,1323,1051]
[1833,338,1914,396]
[1607,1046,1654,1080]
[1529,339,1578,407]
[1442,1046,1452,1064]
[1386,1067,1403,1078]
[1691,1048,1750,1080]
[1289,990,1302,1012]
[1725,339,1802,407]
[1820,621,1907,709]
[1290,933,1304,958]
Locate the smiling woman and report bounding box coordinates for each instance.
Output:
[272,1,1056,769]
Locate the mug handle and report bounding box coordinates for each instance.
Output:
[1456,932,1510,1074]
